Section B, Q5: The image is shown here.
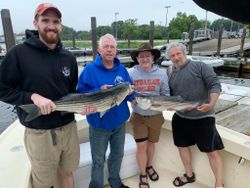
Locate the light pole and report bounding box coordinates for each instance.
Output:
[165,6,171,27]
[114,12,119,40]
[165,6,171,43]
[205,10,208,38]
[230,20,233,32]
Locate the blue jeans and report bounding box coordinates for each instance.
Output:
[89,124,125,188]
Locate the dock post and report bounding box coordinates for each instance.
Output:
[1,9,16,52]
[239,28,246,57]
[91,17,97,60]
[72,31,76,49]
[188,23,194,55]
[149,21,154,47]
[216,24,223,57]
[238,28,246,78]
[128,32,131,49]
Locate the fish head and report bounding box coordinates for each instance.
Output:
[135,97,152,110]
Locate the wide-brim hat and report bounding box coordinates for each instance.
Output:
[130,43,161,64]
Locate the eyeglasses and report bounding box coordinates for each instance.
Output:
[101,45,116,50]
[137,54,152,59]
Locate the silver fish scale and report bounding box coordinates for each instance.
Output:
[136,95,199,111]
[55,83,130,113]
[18,83,131,122]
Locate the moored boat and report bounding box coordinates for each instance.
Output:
[161,55,225,68]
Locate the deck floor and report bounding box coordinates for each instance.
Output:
[110,169,210,188]
[216,104,250,134]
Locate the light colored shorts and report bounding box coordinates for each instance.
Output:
[130,112,164,143]
[24,121,80,188]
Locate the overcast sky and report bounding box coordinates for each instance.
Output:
[0,0,223,34]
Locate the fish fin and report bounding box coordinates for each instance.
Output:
[19,104,41,122]
[60,111,71,116]
[57,93,80,101]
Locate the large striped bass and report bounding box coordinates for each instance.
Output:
[135,95,199,111]
[19,83,132,122]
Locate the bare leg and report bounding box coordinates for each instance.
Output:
[207,151,223,187]
[137,141,148,174]
[145,141,159,180]
[178,147,193,177]
[57,170,74,188]
[146,141,155,167]
[173,147,194,186]
[136,141,149,188]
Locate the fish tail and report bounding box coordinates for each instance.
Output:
[19,104,41,122]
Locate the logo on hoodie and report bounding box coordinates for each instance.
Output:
[114,76,124,85]
[61,66,70,77]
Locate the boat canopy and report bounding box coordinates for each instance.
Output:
[193,0,250,23]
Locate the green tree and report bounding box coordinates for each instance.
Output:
[154,25,166,39]
[77,31,90,40]
[136,24,149,40]
[111,20,124,39]
[96,25,112,37]
[199,19,211,29]
[122,19,138,40]
[61,25,75,40]
[211,18,244,32]
[168,12,200,39]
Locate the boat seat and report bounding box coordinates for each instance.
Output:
[74,133,139,188]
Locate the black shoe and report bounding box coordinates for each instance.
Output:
[120,183,130,188]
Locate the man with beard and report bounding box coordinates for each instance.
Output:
[0,3,95,188]
[166,42,224,188]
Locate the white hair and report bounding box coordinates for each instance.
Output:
[98,33,117,47]
[166,42,187,58]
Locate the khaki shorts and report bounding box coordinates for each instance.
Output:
[130,112,164,143]
[24,121,80,188]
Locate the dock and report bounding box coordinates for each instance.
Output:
[215,80,250,135]
[192,38,250,56]
[1,78,250,136]
[0,101,17,133]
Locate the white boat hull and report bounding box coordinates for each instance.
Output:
[1,112,250,188]
[1,82,250,188]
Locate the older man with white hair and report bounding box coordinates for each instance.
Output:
[166,42,224,188]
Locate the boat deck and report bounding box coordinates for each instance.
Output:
[105,169,210,188]
[104,123,212,188]
[216,104,250,134]
[214,82,250,135]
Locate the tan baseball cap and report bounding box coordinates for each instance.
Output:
[34,3,62,18]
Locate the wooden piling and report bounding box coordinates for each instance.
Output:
[1,9,16,51]
[238,28,247,78]
[216,24,224,57]
[149,21,154,47]
[188,23,194,55]
[91,17,97,60]
[128,32,131,49]
[239,28,246,57]
[72,31,76,49]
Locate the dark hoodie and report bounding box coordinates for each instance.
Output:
[0,30,78,129]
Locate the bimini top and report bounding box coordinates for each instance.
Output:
[193,0,250,23]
